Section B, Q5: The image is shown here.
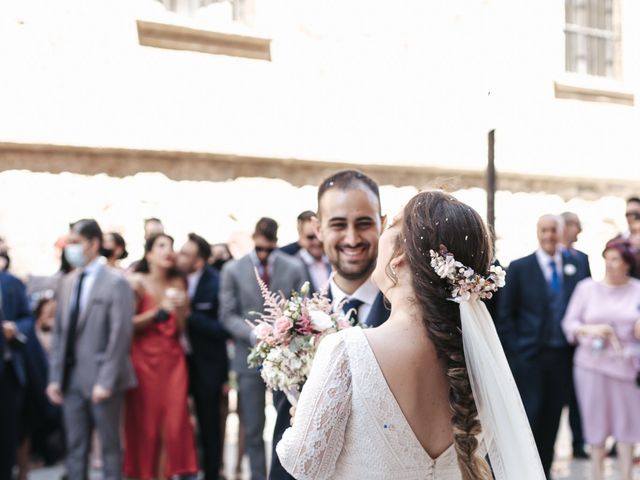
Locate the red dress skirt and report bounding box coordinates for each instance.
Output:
[123,292,198,479]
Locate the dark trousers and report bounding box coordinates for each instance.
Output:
[189,357,225,480]
[513,348,572,479]
[0,363,23,480]
[269,391,295,480]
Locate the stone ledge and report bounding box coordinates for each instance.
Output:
[136,20,271,61]
[1,142,639,200]
[554,81,634,106]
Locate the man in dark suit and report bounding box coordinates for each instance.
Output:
[270,170,391,480]
[0,269,31,480]
[47,219,136,480]
[560,211,591,459]
[220,218,307,480]
[178,233,229,480]
[497,214,590,479]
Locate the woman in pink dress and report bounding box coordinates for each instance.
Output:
[124,233,198,479]
[562,239,640,480]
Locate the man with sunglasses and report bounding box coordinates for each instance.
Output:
[283,211,331,294]
[220,217,306,480]
[622,197,640,239]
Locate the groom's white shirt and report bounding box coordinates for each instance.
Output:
[329,275,378,322]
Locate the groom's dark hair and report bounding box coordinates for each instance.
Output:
[317,170,381,216]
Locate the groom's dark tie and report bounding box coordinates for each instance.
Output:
[342,298,364,326]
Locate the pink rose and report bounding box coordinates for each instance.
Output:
[274,317,293,335]
[255,323,273,340]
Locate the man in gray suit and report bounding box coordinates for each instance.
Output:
[220,217,306,480]
[47,219,136,480]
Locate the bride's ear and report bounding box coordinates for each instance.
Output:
[390,252,407,273]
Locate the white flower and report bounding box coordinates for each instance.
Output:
[564,264,577,276]
[309,309,333,331]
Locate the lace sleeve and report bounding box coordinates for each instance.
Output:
[276,331,352,480]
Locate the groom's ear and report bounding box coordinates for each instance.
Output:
[380,214,387,232]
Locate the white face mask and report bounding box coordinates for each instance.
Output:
[64,244,86,268]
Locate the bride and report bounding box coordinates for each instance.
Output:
[276,191,545,479]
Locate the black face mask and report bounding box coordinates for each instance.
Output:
[101,248,115,259]
[212,259,228,270]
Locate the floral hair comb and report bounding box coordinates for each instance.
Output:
[429,245,506,303]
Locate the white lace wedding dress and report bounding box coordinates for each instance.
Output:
[276,327,469,479]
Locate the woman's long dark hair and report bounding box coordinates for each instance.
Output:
[134,233,181,279]
[394,191,493,480]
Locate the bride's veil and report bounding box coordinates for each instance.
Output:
[459,299,546,480]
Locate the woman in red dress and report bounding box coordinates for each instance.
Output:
[124,233,198,479]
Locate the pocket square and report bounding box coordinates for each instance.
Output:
[194,302,213,310]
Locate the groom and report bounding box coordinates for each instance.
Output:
[269,169,391,479]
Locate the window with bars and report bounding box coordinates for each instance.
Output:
[565,0,621,78]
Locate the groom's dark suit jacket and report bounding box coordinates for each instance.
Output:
[269,286,390,480]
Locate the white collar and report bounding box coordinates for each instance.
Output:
[82,256,105,275]
[188,268,204,285]
[330,275,378,306]
[535,248,562,266]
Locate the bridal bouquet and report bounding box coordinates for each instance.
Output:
[247,274,355,405]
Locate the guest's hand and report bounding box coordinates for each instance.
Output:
[165,287,187,310]
[2,321,17,340]
[46,383,64,405]
[578,324,621,350]
[92,385,112,404]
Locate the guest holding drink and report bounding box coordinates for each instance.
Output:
[124,233,198,480]
[562,239,640,480]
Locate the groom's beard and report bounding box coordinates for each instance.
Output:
[333,243,377,281]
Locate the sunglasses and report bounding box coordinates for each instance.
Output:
[255,246,275,254]
[625,212,640,220]
[305,234,318,241]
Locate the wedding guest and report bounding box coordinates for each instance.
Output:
[210,243,233,271]
[622,197,640,238]
[144,217,164,241]
[559,211,590,459]
[220,218,306,480]
[124,233,198,479]
[496,214,590,478]
[270,170,392,480]
[47,219,136,480]
[19,293,65,477]
[103,232,128,269]
[562,239,640,480]
[628,218,640,279]
[0,267,31,480]
[284,211,331,294]
[177,233,229,480]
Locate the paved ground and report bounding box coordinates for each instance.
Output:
[26,406,640,480]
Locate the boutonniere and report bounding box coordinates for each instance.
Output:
[563,264,577,276]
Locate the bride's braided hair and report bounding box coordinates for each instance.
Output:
[395,191,492,480]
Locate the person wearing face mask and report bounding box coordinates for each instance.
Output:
[220,217,306,480]
[47,219,136,480]
[102,232,129,270]
[209,242,233,271]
